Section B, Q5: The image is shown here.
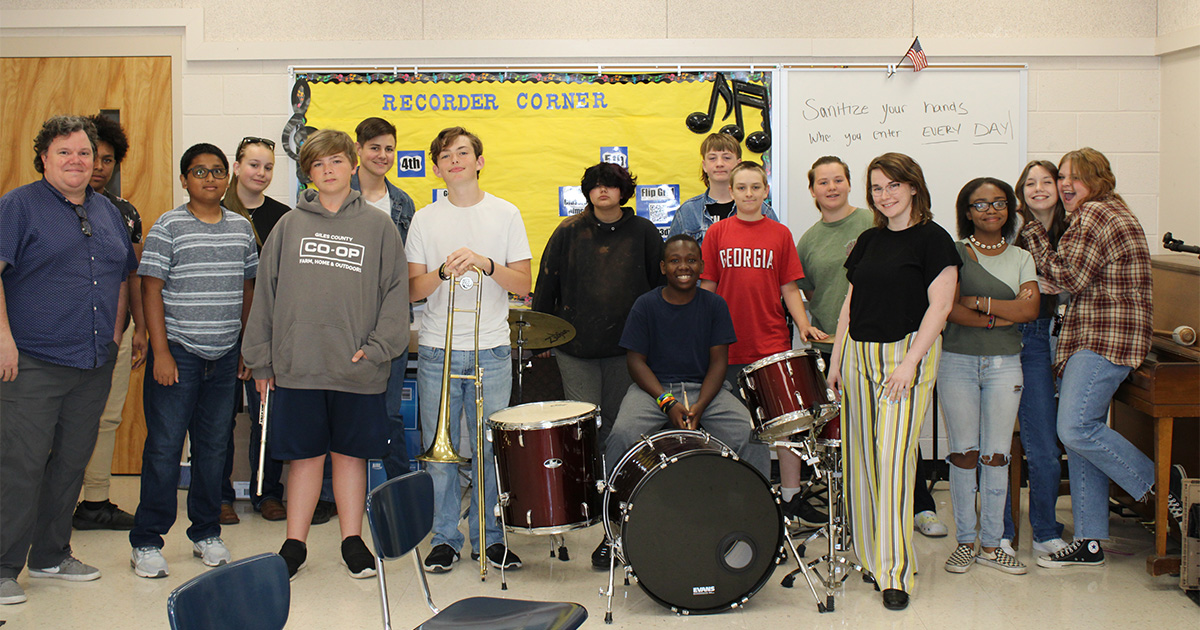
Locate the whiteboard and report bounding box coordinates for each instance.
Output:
[782,67,1027,240]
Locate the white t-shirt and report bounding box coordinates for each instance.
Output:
[365,190,391,216]
[406,192,532,350]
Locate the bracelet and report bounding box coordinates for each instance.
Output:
[987,315,996,329]
[974,296,980,311]
[986,297,992,315]
[486,257,495,276]
[438,262,449,281]
[661,399,677,415]
[656,392,676,412]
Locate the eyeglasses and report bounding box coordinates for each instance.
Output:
[870,181,905,196]
[73,204,92,237]
[968,200,1009,212]
[239,136,276,151]
[188,166,229,180]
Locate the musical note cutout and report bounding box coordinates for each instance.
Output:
[685,73,772,153]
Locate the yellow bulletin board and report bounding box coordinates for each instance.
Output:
[284,70,773,277]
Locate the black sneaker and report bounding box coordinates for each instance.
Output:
[471,543,522,570]
[1168,464,1186,531]
[341,535,377,579]
[591,540,612,569]
[311,500,338,525]
[279,539,307,580]
[783,494,828,528]
[73,500,136,530]
[423,544,460,573]
[1036,539,1104,568]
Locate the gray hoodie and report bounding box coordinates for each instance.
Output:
[242,189,408,394]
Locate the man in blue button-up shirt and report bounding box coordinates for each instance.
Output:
[0,115,138,605]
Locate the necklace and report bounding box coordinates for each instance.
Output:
[970,234,1005,251]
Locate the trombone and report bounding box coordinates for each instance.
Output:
[417,266,490,580]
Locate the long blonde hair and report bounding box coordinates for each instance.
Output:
[223,137,276,247]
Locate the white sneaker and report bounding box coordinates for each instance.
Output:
[1033,538,1069,555]
[999,538,1017,557]
[131,547,169,578]
[193,537,232,567]
[915,511,948,537]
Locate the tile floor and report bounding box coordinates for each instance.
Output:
[1,476,1193,629]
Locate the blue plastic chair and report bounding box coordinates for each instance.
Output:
[167,552,289,630]
[366,470,588,630]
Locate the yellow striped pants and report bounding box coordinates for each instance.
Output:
[840,332,941,592]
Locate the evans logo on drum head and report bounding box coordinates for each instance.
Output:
[692,586,715,596]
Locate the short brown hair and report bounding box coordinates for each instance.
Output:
[355,117,397,144]
[807,156,851,188]
[299,129,357,174]
[864,152,933,229]
[699,132,742,187]
[729,161,768,188]
[429,126,483,162]
[33,115,98,174]
[1059,147,1122,207]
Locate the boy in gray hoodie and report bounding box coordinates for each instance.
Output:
[242,129,408,579]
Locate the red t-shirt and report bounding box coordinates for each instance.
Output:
[701,215,804,364]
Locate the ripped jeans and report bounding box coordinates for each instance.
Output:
[937,352,1023,548]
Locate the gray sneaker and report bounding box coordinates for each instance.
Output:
[0,578,26,605]
[193,537,231,567]
[27,556,100,582]
[131,547,169,578]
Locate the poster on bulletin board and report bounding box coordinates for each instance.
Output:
[284,70,773,275]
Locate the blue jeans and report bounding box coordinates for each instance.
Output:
[1003,318,1065,542]
[417,344,511,552]
[381,357,411,479]
[1057,350,1154,541]
[937,351,1023,548]
[131,343,237,548]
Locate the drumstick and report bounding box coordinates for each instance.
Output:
[682,388,695,430]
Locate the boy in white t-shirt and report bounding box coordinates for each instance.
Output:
[405,127,532,573]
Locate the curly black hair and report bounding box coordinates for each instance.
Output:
[86,114,129,165]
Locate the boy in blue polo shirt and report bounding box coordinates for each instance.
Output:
[129,143,257,578]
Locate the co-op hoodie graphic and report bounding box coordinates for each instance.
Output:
[242,188,409,395]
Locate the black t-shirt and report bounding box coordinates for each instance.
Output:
[247,196,291,252]
[704,200,736,222]
[620,287,737,384]
[844,221,961,343]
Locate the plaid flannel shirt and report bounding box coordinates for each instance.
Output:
[1020,196,1152,377]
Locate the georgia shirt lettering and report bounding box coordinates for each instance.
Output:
[717,247,775,269]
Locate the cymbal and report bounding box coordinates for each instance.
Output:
[509,309,575,350]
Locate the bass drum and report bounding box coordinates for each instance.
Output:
[604,430,782,614]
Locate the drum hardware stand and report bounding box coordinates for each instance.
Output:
[547,534,569,561]
[491,445,512,590]
[778,439,869,612]
[781,528,829,612]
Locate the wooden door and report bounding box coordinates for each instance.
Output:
[1,56,173,473]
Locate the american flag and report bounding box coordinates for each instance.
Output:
[904,37,928,72]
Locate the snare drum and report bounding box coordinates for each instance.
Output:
[604,430,782,615]
[816,412,841,446]
[738,349,839,442]
[487,401,601,534]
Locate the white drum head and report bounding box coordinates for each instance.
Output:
[487,400,597,430]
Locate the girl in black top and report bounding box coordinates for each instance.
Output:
[826,153,960,611]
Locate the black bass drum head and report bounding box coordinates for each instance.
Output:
[621,451,781,614]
